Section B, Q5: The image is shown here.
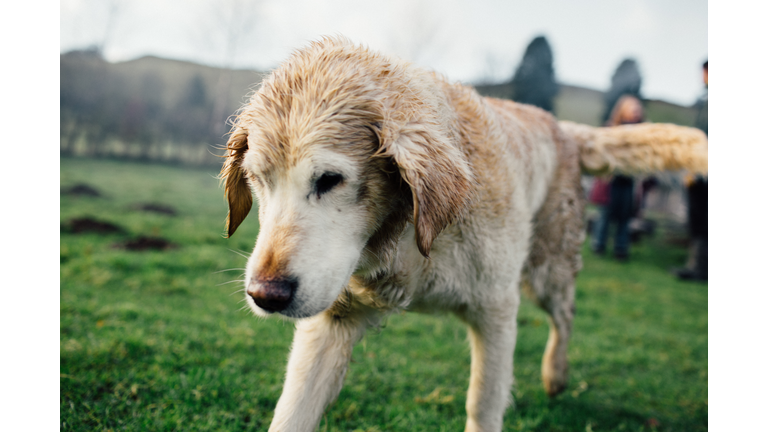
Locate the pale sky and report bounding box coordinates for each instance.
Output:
[60,0,708,105]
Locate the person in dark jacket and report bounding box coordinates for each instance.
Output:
[675,60,708,281]
[592,95,644,261]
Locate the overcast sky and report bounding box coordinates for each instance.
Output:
[60,0,707,105]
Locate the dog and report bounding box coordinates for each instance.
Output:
[219,36,707,431]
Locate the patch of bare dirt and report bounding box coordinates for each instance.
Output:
[62,217,125,234]
[134,203,177,216]
[118,236,176,251]
[61,183,102,197]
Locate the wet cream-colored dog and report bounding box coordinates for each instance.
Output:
[220,37,707,431]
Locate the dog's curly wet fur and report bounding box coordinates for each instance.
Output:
[218,36,707,431]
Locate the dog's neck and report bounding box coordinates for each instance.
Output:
[361,203,410,265]
[325,195,415,317]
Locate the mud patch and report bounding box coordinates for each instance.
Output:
[62,183,102,197]
[63,217,125,234]
[134,203,177,216]
[118,236,176,251]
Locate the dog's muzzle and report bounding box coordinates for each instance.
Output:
[247,277,298,313]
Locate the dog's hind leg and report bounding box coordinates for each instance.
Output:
[523,180,584,397]
[523,261,577,397]
[269,305,381,432]
[541,277,576,397]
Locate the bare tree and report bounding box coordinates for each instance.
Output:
[478,52,509,85]
[193,0,262,137]
[98,0,122,55]
[387,0,448,66]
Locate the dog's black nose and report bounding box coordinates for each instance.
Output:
[247,277,298,312]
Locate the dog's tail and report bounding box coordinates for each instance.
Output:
[558,121,708,176]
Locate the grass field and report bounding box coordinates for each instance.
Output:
[60,158,707,431]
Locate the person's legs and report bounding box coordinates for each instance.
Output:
[693,236,707,279]
[592,205,610,254]
[610,176,635,260]
[614,216,631,260]
[677,179,707,281]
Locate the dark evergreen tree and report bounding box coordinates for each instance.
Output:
[602,58,642,124]
[171,74,215,144]
[184,75,208,107]
[510,36,558,112]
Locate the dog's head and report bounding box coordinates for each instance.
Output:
[221,37,474,318]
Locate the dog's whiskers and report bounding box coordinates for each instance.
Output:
[218,279,246,287]
[227,248,250,259]
[212,268,246,274]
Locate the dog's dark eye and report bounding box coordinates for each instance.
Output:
[315,172,344,198]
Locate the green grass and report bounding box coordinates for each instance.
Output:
[60,158,707,431]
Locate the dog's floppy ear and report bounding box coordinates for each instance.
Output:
[220,127,252,237]
[379,124,474,257]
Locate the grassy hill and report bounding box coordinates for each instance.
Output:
[60,51,268,166]
[112,55,266,117]
[61,52,698,165]
[473,82,697,127]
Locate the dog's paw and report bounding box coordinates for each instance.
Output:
[542,363,569,397]
[543,376,568,397]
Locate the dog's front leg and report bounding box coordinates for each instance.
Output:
[269,308,377,432]
[463,308,518,432]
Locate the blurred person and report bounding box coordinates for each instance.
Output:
[591,95,644,261]
[636,176,659,219]
[674,60,708,281]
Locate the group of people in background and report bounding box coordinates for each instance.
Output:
[589,61,708,282]
[590,94,645,261]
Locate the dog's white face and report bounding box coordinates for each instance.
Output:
[240,144,376,318]
[220,39,476,320]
